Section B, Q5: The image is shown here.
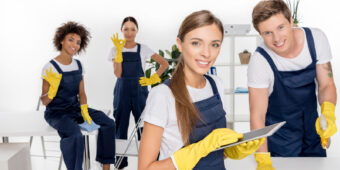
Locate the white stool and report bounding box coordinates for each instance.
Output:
[0,143,32,170]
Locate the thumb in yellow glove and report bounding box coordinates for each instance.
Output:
[110,33,126,63]
[42,66,62,100]
[80,104,92,125]
[254,152,275,170]
[139,73,161,86]
[315,102,337,148]
[224,138,265,160]
[172,128,243,170]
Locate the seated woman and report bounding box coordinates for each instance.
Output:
[40,21,116,170]
[138,10,265,170]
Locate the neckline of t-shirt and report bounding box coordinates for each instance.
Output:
[186,77,210,91]
[265,27,307,61]
[123,43,138,50]
[53,58,75,66]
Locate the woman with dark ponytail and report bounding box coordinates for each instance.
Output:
[108,16,169,169]
[138,10,265,170]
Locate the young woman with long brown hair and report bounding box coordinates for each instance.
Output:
[138,10,264,170]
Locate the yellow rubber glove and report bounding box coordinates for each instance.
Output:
[224,138,265,160]
[315,102,337,147]
[42,67,62,100]
[110,33,126,63]
[254,152,275,170]
[172,128,243,170]
[139,73,161,86]
[80,104,92,125]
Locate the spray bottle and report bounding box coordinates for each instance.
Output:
[320,114,331,149]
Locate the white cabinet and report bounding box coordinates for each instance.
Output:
[215,34,261,129]
[0,143,32,170]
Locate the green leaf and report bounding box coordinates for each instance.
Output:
[151,83,160,88]
[172,44,178,51]
[149,44,180,84]
[146,60,153,64]
[286,0,300,23]
[155,62,160,70]
[159,50,164,57]
[162,75,170,81]
[168,68,175,74]
[165,50,171,56]
[172,50,181,59]
[145,68,151,78]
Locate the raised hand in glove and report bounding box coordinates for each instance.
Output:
[43,66,62,100]
[110,33,126,63]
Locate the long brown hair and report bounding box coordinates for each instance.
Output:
[170,10,224,145]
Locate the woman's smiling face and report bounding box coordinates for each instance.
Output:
[177,24,223,77]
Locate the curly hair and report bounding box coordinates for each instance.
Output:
[53,21,90,54]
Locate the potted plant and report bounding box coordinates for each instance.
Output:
[286,0,301,27]
[145,44,181,87]
[238,50,251,64]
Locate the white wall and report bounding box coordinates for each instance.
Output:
[1,0,340,159]
[1,0,339,111]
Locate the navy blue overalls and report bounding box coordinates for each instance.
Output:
[44,59,116,170]
[113,44,149,168]
[165,75,227,170]
[256,27,326,157]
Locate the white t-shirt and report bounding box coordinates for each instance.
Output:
[142,75,225,161]
[41,58,84,78]
[247,27,332,95]
[107,43,155,71]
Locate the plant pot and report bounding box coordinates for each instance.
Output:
[239,52,251,64]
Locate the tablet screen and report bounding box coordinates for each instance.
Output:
[214,121,286,151]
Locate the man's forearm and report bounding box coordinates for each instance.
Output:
[318,84,337,105]
[251,114,268,152]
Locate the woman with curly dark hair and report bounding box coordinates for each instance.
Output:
[40,21,116,170]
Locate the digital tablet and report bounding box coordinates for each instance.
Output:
[214,121,286,151]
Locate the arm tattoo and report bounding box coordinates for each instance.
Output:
[324,62,333,77]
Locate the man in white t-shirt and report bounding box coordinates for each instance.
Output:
[249,1,337,169]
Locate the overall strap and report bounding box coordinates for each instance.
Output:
[302,27,317,63]
[256,47,279,73]
[50,60,63,74]
[136,43,141,54]
[204,75,219,96]
[75,59,83,74]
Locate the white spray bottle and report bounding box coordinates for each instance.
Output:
[320,114,331,149]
